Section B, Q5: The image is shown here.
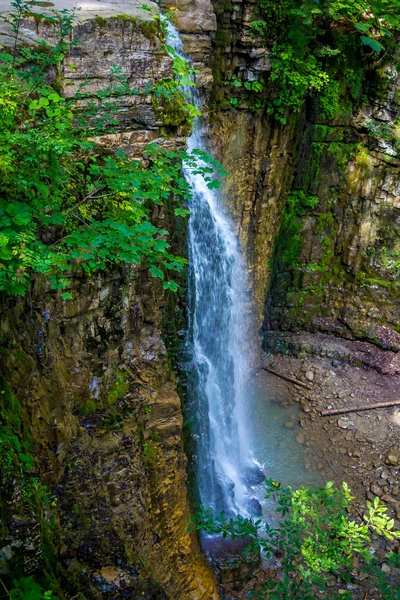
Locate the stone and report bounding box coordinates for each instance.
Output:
[305,370,315,381]
[203,537,260,592]
[385,448,400,466]
[370,483,383,497]
[337,418,349,429]
[296,432,306,444]
[337,388,351,399]
[244,497,263,517]
[381,494,399,506]
[243,464,265,486]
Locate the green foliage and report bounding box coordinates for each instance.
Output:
[232,0,400,122]
[319,80,340,119]
[0,0,222,297]
[142,441,157,466]
[268,46,329,122]
[276,190,319,269]
[224,75,264,110]
[8,576,56,600]
[0,376,58,596]
[193,479,400,599]
[150,41,201,130]
[0,377,33,491]
[106,369,129,405]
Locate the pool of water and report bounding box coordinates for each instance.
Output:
[244,370,324,514]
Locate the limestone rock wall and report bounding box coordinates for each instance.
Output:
[0,8,219,598]
[264,65,400,351]
[206,0,301,326]
[205,0,400,349]
[0,271,218,598]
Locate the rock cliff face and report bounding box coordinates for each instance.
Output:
[1,0,400,596]
[264,68,400,352]
[205,0,300,326]
[1,271,218,598]
[206,0,399,355]
[0,5,219,598]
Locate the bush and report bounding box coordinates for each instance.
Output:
[0,0,222,297]
[192,479,400,599]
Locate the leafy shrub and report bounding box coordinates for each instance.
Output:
[8,576,55,600]
[193,479,400,599]
[0,0,222,297]
[228,0,400,122]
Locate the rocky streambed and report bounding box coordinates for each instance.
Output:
[239,331,400,599]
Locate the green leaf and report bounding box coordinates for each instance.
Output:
[360,36,384,52]
[163,280,178,292]
[149,266,163,279]
[174,207,190,217]
[6,203,32,226]
[354,22,369,33]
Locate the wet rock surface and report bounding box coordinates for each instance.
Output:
[203,537,261,594]
[242,464,266,486]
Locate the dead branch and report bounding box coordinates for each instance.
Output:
[320,399,400,417]
[261,367,313,390]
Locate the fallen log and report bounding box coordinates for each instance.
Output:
[261,367,312,390]
[320,399,400,417]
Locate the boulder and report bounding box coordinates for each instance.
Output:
[242,464,265,486]
[244,497,263,517]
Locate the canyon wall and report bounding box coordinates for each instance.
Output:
[207,0,400,358]
[1,0,400,596]
[0,5,219,598]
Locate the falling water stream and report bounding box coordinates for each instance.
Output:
[165,21,254,515]
[165,20,321,518]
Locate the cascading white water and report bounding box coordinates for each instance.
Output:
[165,20,254,515]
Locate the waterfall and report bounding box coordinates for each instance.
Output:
[165,20,253,515]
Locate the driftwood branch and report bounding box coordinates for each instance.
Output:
[261,367,312,390]
[321,399,400,417]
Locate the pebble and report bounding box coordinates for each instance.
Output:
[300,399,311,413]
[337,418,349,429]
[305,370,314,382]
[381,494,399,505]
[385,448,400,467]
[370,483,383,497]
[338,388,351,399]
[381,563,390,573]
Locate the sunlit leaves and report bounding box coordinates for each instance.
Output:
[0,1,224,297]
[192,479,400,598]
